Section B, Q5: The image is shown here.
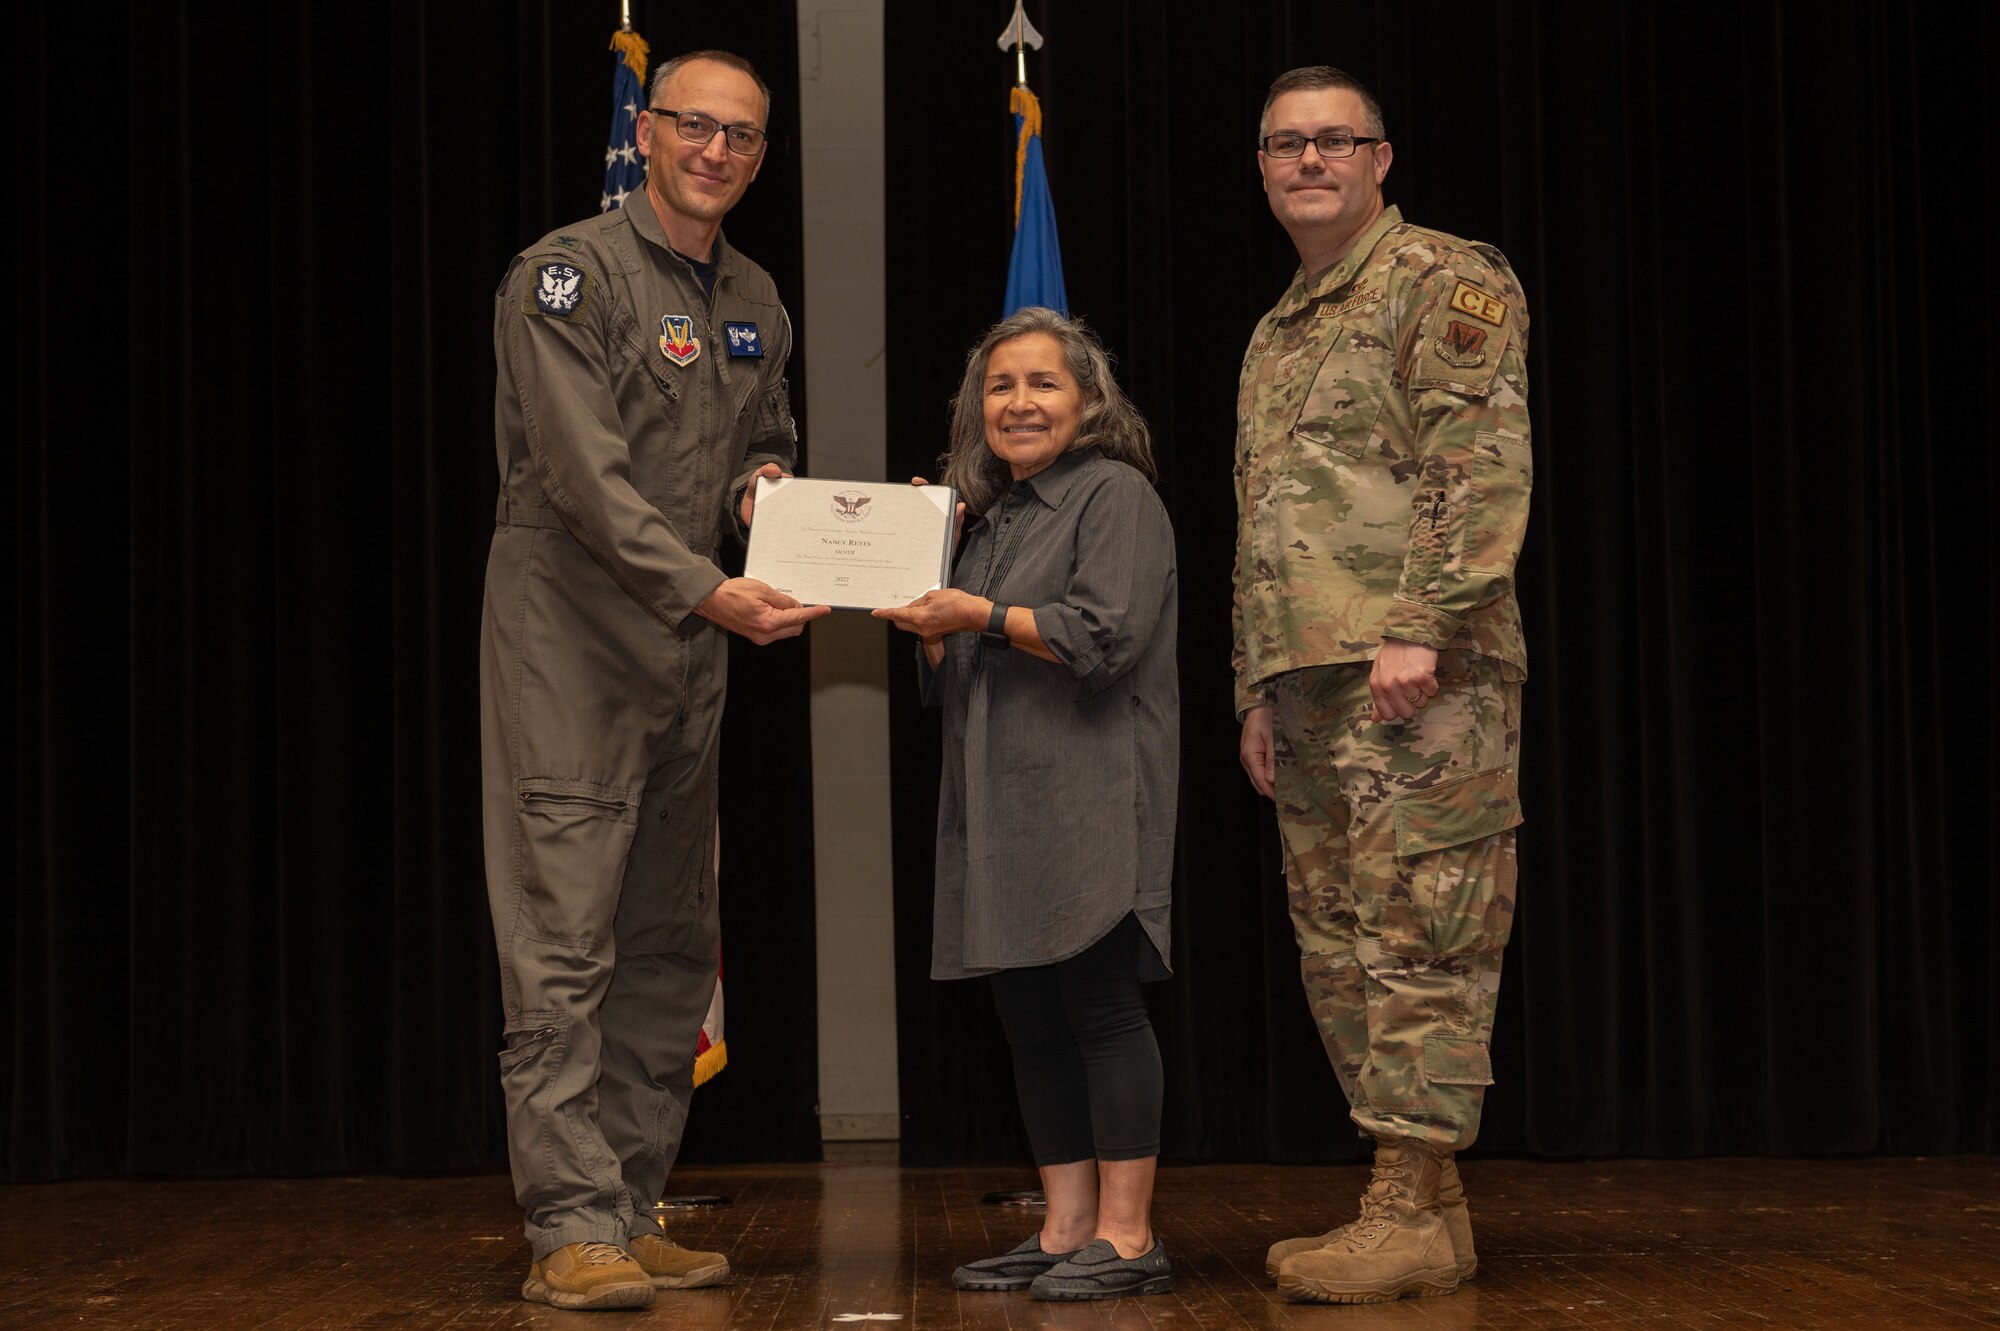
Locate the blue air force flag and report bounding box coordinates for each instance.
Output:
[602,30,650,212]
[1003,84,1068,318]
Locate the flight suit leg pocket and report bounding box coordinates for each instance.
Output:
[513,777,640,947]
[616,769,719,961]
[498,1011,569,1193]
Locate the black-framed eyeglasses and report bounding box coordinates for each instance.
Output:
[1260,132,1381,159]
[647,108,767,156]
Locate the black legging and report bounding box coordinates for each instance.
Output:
[987,913,1163,1165]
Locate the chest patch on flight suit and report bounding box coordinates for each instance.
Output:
[527,263,592,321]
[659,314,702,367]
[722,322,764,357]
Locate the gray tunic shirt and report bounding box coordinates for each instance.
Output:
[923,448,1179,980]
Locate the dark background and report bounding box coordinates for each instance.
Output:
[9,0,1995,1181]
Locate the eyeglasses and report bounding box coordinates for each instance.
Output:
[647,108,767,156]
[1260,132,1381,159]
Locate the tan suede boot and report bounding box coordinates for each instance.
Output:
[521,1241,657,1309]
[1275,1139,1461,1303]
[1264,1142,1474,1281]
[628,1230,732,1289]
[1435,1154,1476,1280]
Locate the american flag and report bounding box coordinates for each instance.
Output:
[601,29,649,212]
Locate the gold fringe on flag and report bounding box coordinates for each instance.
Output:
[611,28,650,86]
[1011,85,1042,227]
[694,1038,727,1088]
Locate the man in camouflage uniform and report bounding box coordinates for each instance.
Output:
[481,50,828,1311]
[1233,65,1531,1305]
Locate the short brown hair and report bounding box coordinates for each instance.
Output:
[650,49,772,126]
[1259,65,1385,142]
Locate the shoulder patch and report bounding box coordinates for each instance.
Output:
[1448,280,1508,327]
[1413,303,1512,395]
[553,234,582,249]
[525,262,593,321]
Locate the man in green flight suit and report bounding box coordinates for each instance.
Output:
[480,49,828,1311]
[1233,65,1533,1306]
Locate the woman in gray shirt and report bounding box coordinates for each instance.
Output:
[875,307,1179,1301]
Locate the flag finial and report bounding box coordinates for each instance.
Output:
[995,0,1044,87]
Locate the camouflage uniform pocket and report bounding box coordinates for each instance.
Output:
[1392,765,1521,857]
[1291,347,1389,460]
[1461,431,1532,575]
[1423,1033,1495,1086]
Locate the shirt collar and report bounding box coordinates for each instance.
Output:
[1016,445,1102,510]
[1273,204,1403,320]
[622,187,742,279]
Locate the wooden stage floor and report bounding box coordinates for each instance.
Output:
[2,1155,1995,1329]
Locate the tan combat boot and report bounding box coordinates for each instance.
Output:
[1275,1138,1461,1303]
[521,1240,657,1309]
[1435,1153,1476,1280]
[628,1230,732,1289]
[1264,1141,1475,1282]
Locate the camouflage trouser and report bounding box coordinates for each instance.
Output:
[1271,649,1521,1152]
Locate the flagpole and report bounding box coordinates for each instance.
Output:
[619,0,632,32]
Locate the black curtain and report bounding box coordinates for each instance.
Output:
[8,0,819,1180]
[10,0,1997,1184]
[886,0,1999,1161]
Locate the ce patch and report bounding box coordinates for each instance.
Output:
[526,262,593,321]
[723,321,764,357]
[1448,280,1508,327]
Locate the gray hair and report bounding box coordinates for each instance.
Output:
[940,307,1156,517]
[649,49,772,126]
[1259,65,1385,142]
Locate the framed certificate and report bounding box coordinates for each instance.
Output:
[742,476,957,610]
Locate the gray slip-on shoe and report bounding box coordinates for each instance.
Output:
[1029,1237,1173,1301]
[952,1235,1077,1291]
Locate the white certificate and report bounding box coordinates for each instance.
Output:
[742,476,957,610]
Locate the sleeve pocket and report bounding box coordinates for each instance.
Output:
[1461,431,1532,575]
[1393,765,1521,858]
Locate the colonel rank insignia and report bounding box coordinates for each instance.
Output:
[528,263,591,320]
[660,314,701,367]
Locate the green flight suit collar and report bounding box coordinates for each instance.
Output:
[622,186,745,281]
[1273,204,1403,321]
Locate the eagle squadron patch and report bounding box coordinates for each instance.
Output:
[528,263,591,320]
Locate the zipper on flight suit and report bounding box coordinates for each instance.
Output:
[519,789,629,814]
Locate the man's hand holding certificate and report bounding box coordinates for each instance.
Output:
[743,476,959,610]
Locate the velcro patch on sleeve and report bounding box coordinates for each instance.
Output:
[1448,280,1508,327]
[1413,309,1510,395]
[524,261,594,322]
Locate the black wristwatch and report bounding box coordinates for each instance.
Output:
[981,601,1012,649]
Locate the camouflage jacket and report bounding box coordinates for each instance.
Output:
[1232,205,1532,716]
